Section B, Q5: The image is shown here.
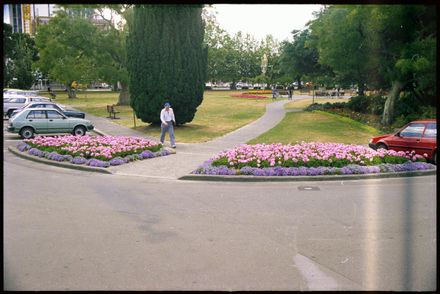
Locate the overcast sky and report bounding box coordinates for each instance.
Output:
[212,4,323,42]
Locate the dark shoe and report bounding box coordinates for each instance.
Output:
[172,145,176,148]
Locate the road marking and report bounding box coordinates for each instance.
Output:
[293,254,338,290]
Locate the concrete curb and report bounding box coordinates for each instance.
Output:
[179,169,437,182]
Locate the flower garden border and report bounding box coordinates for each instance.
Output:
[8,145,113,174]
[8,145,435,180]
[9,143,176,174]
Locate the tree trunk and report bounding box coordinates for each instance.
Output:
[382,80,404,126]
[357,83,365,96]
[296,76,301,89]
[113,82,119,92]
[66,85,76,99]
[117,82,130,106]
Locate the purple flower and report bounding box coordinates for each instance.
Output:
[17,142,30,152]
[28,148,44,157]
[109,157,125,166]
[47,152,65,162]
[193,164,236,175]
[140,150,155,159]
[72,156,87,164]
[87,159,110,168]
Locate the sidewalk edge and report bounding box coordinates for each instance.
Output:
[179,169,437,182]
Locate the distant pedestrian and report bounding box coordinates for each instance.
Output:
[48,86,56,99]
[272,86,277,100]
[160,102,176,148]
[288,86,293,100]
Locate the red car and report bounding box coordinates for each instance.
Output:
[369,119,437,164]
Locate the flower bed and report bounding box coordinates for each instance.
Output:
[16,135,170,168]
[246,90,272,95]
[192,142,436,176]
[230,93,267,99]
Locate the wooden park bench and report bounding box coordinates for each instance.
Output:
[314,91,329,97]
[277,90,289,96]
[106,104,120,119]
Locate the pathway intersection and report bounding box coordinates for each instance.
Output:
[89,97,304,179]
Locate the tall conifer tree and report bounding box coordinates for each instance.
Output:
[127,4,207,124]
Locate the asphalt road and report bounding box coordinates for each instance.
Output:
[3,138,437,291]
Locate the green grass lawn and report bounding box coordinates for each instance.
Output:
[49,90,279,143]
[284,97,350,110]
[248,110,383,145]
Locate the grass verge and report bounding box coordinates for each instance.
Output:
[248,110,383,145]
[284,97,350,110]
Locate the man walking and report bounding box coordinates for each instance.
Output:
[160,102,176,148]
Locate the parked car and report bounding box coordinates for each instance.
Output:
[3,94,52,118]
[3,88,39,96]
[369,119,437,164]
[11,102,85,119]
[6,108,94,139]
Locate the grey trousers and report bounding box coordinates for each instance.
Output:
[160,121,175,146]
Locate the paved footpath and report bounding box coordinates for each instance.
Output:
[87,96,309,180]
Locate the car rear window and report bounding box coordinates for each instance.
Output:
[400,123,425,137]
[423,123,437,138]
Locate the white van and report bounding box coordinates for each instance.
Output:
[3,94,52,118]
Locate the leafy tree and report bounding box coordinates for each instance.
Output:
[279,29,323,88]
[309,5,372,95]
[367,5,436,125]
[56,4,132,104]
[3,23,39,89]
[127,4,208,125]
[308,5,436,125]
[94,5,132,105]
[33,11,101,98]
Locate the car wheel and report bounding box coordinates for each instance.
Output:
[73,126,87,136]
[20,127,35,139]
[377,143,388,150]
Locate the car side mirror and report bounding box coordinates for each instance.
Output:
[395,132,400,137]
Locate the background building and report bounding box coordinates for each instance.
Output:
[4,4,58,34]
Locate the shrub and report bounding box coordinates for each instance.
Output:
[347,96,370,113]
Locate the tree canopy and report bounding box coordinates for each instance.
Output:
[127,4,208,125]
[33,10,101,98]
[3,23,39,89]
